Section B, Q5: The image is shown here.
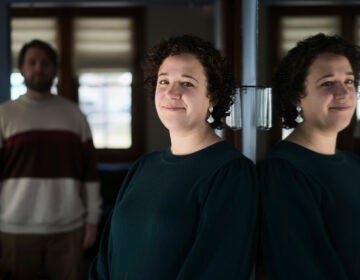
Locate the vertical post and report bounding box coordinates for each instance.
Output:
[213,0,226,138]
[0,3,11,103]
[213,0,222,50]
[241,0,258,162]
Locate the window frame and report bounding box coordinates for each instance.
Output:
[11,7,146,162]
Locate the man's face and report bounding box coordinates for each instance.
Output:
[20,47,57,93]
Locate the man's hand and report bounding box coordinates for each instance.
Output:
[83,223,98,249]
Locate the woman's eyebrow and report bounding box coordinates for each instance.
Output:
[316,72,354,82]
[182,74,199,83]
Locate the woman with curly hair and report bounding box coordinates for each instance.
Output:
[90,34,258,279]
[260,33,360,279]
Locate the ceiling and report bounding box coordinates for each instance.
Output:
[7,0,360,7]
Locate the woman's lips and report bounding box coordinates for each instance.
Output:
[329,105,352,111]
[162,105,185,111]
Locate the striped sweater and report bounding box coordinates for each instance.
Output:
[0,94,102,234]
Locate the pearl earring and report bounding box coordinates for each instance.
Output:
[295,105,304,124]
[207,106,214,124]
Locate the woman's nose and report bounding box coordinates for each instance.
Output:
[333,83,354,98]
[166,84,181,98]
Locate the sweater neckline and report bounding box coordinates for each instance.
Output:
[280,140,343,162]
[162,140,227,164]
[19,94,56,105]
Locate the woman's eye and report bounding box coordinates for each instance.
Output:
[345,79,355,85]
[181,82,193,87]
[321,81,335,87]
[158,80,168,85]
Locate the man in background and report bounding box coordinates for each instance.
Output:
[0,39,102,279]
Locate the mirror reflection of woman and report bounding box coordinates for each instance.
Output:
[260,33,360,280]
[90,35,259,279]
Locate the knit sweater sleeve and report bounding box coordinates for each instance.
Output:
[260,158,349,280]
[175,157,259,280]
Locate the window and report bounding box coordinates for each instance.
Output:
[280,16,340,57]
[73,17,134,149]
[10,73,25,100]
[11,7,145,162]
[78,72,132,149]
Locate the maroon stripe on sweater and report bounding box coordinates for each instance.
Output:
[4,130,81,149]
[1,130,98,181]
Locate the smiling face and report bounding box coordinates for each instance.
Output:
[299,53,357,134]
[155,53,211,134]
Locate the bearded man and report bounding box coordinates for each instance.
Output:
[0,40,102,280]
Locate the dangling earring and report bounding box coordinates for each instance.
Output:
[295,105,304,124]
[207,106,214,124]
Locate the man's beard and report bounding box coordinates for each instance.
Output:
[24,75,55,93]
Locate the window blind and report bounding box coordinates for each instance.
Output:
[73,17,133,70]
[11,18,57,69]
[280,16,340,57]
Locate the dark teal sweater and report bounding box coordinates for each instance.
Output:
[260,141,360,280]
[90,141,258,279]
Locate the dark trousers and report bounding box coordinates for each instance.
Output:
[0,228,84,280]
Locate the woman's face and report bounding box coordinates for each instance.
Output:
[299,53,357,134]
[155,53,211,134]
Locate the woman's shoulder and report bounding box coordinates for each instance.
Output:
[200,141,257,181]
[259,141,321,182]
[263,140,342,165]
[210,140,252,160]
[206,141,256,170]
[338,149,360,164]
[265,140,304,159]
[260,141,360,184]
[259,141,299,170]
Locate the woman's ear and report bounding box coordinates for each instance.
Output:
[292,98,301,108]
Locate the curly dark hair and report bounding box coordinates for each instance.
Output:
[272,33,360,129]
[18,39,58,69]
[143,34,234,129]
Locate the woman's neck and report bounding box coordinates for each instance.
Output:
[286,125,338,155]
[169,127,221,155]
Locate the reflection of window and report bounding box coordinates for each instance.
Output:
[78,72,132,149]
